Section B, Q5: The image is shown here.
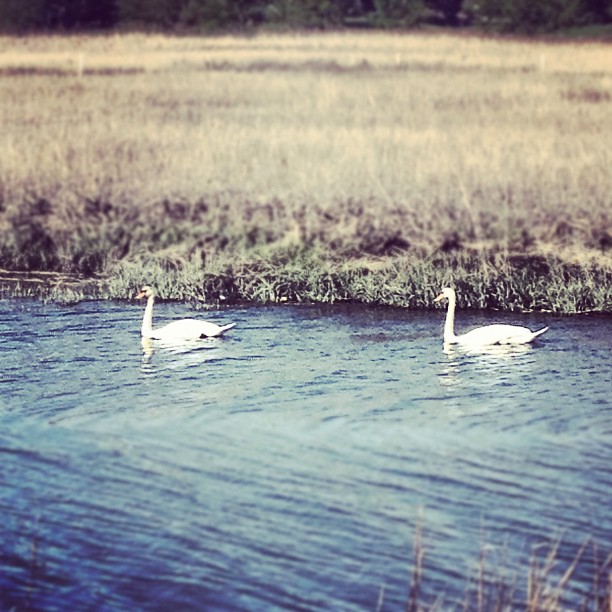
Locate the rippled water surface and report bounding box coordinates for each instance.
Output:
[0,299,610,611]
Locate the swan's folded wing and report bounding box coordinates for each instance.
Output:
[154,319,235,340]
[459,324,538,346]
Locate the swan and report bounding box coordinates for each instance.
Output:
[434,287,548,346]
[136,286,235,340]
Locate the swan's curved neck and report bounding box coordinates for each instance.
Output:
[444,294,458,343]
[141,295,155,338]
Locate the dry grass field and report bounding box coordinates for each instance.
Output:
[0,32,610,310]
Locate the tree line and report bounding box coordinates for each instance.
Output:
[0,0,610,34]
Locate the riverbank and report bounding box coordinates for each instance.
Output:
[2,246,610,313]
[1,33,610,312]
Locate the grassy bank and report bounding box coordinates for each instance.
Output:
[0,33,610,311]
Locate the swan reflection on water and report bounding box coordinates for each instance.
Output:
[439,341,536,389]
[140,336,225,373]
[442,342,534,359]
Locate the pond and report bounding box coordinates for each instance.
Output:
[0,298,610,610]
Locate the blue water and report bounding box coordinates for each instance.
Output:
[0,299,610,610]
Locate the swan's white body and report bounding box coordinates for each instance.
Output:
[434,287,548,346]
[137,286,235,340]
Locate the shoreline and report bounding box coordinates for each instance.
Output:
[1,247,610,313]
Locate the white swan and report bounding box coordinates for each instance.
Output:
[434,287,548,346]
[136,286,235,340]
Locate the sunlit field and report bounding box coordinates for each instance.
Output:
[0,32,610,310]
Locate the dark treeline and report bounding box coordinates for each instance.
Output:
[0,0,610,34]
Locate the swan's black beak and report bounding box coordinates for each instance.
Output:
[434,293,445,303]
[136,291,146,299]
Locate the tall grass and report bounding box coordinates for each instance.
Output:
[0,32,610,310]
[400,523,611,611]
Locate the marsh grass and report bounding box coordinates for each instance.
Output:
[399,525,612,611]
[0,33,610,310]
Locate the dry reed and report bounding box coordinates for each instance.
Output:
[396,526,611,611]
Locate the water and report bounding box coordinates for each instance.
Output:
[0,299,610,611]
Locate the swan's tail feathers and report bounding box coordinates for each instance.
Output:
[214,323,236,336]
[531,326,549,340]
